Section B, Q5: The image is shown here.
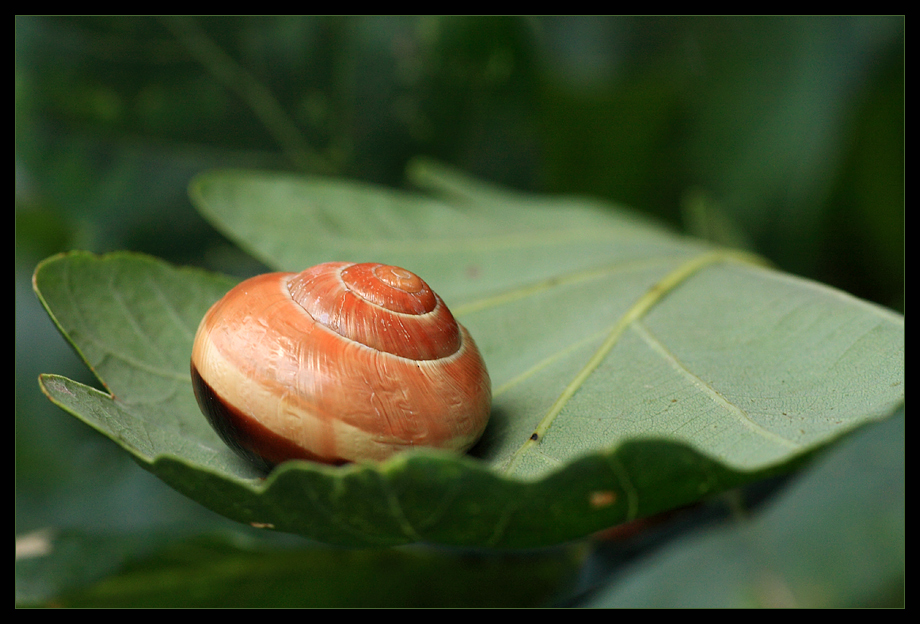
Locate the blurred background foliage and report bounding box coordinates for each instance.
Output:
[15,16,903,606]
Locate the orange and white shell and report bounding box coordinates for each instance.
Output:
[190,262,491,468]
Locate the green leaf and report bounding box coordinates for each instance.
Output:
[585,408,905,608]
[34,163,904,548]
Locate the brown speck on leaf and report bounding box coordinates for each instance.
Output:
[589,491,617,508]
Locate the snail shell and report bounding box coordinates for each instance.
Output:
[190,262,491,469]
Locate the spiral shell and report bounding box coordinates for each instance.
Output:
[190,262,491,468]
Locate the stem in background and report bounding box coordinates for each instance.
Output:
[161,16,331,174]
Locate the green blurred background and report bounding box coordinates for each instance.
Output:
[15,16,903,602]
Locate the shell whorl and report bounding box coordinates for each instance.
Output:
[190,262,491,468]
[286,262,461,360]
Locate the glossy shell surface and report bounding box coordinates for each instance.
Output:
[190,262,491,468]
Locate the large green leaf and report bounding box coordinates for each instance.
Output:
[34,163,904,548]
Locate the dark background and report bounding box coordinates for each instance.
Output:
[15,15,904,602]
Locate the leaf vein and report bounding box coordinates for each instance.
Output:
[502,250,766,475]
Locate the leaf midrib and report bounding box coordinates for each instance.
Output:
[500,250,770,475]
